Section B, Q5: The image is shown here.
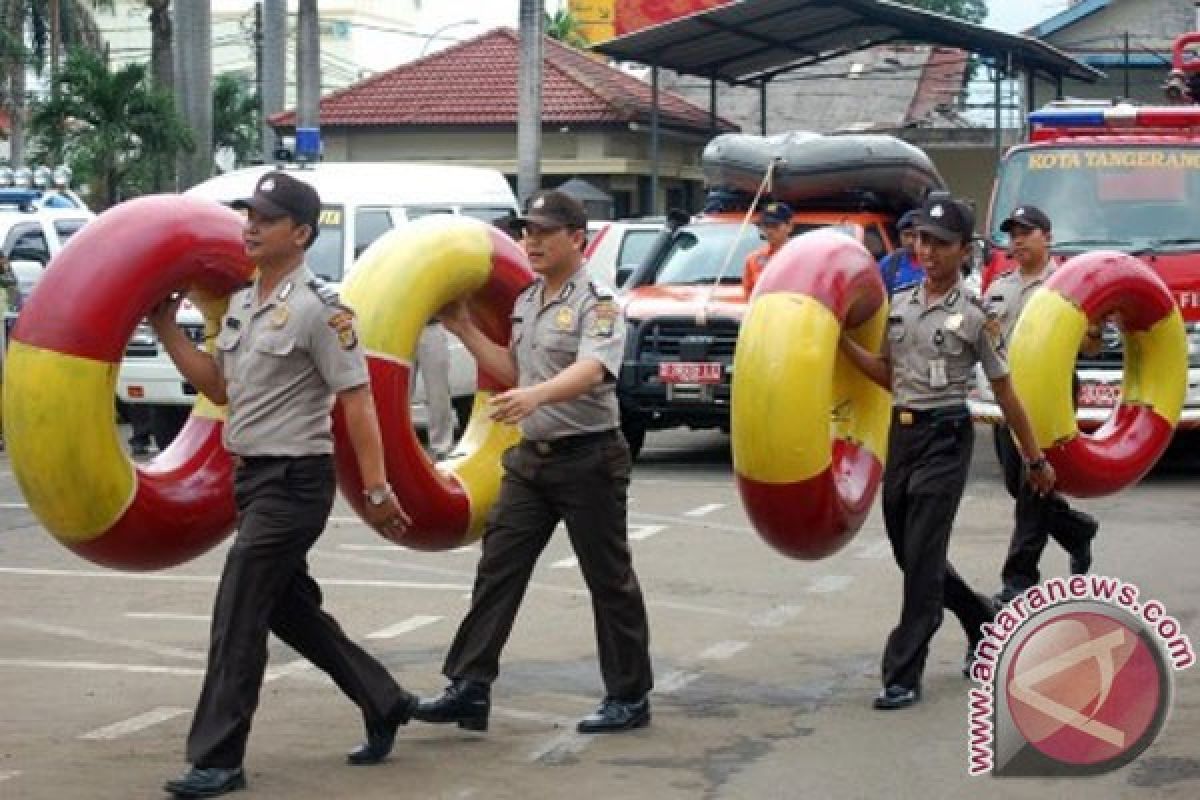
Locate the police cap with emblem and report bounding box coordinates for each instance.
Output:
[999,205,1052,234]
[233,171,322,247]
[914,195,975,245]
[518,190,588,231]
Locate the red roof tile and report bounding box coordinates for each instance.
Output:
[270,28,735,132]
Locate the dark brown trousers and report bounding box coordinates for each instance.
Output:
[187,455,411,768]
[442,432,654,701]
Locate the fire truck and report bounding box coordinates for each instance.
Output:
[970,38,1200,430]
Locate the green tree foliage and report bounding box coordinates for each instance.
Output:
[898,0,988,25]
[212,73,259,169]
[544,8,588,48]
[29,49,193,207]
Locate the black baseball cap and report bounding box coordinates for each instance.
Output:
[518,190,588,230]
[233,171,321,242]
[896,209,920,231]
[914,196,975,244]
[1000,205,1052,234]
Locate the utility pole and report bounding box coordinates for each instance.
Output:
[261,0,286,163]
[296,0,321,162]
[175,0,213,189]
[516,0,543,205]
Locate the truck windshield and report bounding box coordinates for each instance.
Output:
[306,204,346,282]
[990,146,1200,249]
[654,222,852,285]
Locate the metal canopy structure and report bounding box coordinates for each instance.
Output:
[591,0,1104,211]
[592,0,1103,86]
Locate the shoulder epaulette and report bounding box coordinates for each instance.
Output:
[307,277,344,307]
[587,280,615,301]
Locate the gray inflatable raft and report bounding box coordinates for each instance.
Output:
[702,132,945,211]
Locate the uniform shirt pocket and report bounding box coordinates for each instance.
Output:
[254,332,297,357]
[544,332,581,354]
[942,329,968,356]
[215,328,242,352]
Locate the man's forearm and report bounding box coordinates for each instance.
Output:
[531,359,605,406]
[159,328,227,404]
[340,385,389,489]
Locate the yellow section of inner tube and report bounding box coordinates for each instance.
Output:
[1123,307,1186,423]
[1009,289,1085,448]
[733,293,840,484]
[342,219,495,359]
[442,392,522,541]
[2,342,135,543]
[832,301,891,465]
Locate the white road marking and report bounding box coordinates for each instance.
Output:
[0,770,22,783]
[529,730,593,764]
[0,502,28,509]
[698,640,749,661]
[749,604,804,628]
[264,658,312,683]
[366,615,441,640]
[124,612,209,622]
[657,669,701,693]
[0,658,204,677]
[551,556,578,570]
[494,707,573,726]
[0,566,738,618]
[338,544,404,551]
[684,503,725,517]
[808,575,854,594]
[630,511,751,534]
[630,524,667,541]
[80,707,190,740]
[2,618,206,661]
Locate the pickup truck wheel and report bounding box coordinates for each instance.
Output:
[620,416,646,460]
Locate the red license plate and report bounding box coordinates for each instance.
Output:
[659,362,723,384]
[1077,381,1121,408]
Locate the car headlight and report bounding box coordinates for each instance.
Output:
[1187,323,1200,366]
[130,323,157,347]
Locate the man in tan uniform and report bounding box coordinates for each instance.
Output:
[840,195,1055,710]
[151,172,417,798]
[413,190,654,734]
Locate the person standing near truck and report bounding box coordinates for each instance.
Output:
[742,201,794,298]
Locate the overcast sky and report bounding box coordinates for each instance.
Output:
[414,0,1073,44]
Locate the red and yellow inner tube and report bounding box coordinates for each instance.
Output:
[3,195,253,569]
[332,216,534,550]
[732,229,891,559]
[1008,250,1186,497]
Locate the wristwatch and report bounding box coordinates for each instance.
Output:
[1026,457,1049,472]
[364,484,392,506]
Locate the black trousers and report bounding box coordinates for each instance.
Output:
[442,432,654,701]
[187,455,411,768]
[880,411,995,690]
[993,425,1096,591]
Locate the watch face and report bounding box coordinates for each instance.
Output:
[367,488,387,505]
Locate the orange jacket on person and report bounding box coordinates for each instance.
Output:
[743,243,781,299]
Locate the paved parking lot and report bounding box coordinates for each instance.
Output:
[0,427,1197,799]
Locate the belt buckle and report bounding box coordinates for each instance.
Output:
[899,411,914,426]
[534,441,552,456]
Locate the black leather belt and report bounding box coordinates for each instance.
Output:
[894,405,969,426]
[523,429,618,456]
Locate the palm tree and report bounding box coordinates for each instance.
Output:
[1,0,111,166]
[29,48,193,207]
[212,73,259,169]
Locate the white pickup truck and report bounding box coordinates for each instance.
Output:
[116,163,520,447]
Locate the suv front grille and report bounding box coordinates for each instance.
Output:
[637,317,740,359]
[124,321,206,358]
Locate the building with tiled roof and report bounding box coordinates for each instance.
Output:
[270,28,737,218]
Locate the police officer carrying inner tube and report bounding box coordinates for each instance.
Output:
[839,195,1056,711]
[987,205,1099,605]
[414,190,654,734]
[150,172,418,798]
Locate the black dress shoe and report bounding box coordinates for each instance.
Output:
[577,695,651,733]
[411,679,490,731]
[346,692,418,765]
[163,766,246,798]
[872,685,920,711]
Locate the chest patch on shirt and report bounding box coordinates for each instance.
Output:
[328,310,358,350]
[588,300,619,338]
[554,306,576,332]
